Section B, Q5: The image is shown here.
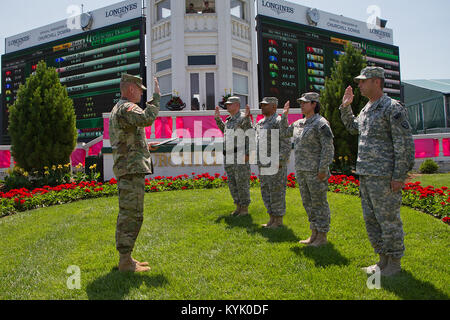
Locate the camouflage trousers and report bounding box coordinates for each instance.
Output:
[259,164,288,217]
[116,173,146,255]
[224,164,251,207]
[359,175,405,258]
[296,170,331,233]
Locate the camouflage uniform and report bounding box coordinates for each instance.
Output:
[109,78,160,254]
[281,94,334,233]
[216,99,253,207]
[340,67,415,258]
[256,98,292,217]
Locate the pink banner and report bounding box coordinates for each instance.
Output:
[88,141,103,156]
[414,139,439,158]
[0,150,11,169]
[176,116,224,138]
[443,138,450,157]
[71,149,87,166]
[154,117,173,139]
[103,118,110,140]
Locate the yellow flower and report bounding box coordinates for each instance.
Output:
[64,163,70,168]
[44,171,49,175]
[339,156,343,160]
[344,156,349,161]
[58,164,63,169]
[23,171,29,177]
[44,166,49,170]
[76,163,82,169]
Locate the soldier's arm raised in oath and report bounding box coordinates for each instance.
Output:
[214,106,226,133]
[123,78,160,128]
[280,101,295,138]
[339,86,359,135]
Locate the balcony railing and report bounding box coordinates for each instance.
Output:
[231,16,250,41]
[185,13,218,32]
[152,19,171,42]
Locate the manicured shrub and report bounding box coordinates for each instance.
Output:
[419,159,439,174]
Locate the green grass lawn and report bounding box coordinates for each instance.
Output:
[409,173,450,188]
[0,187,448,300]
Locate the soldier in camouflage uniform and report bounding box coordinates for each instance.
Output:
[109,74,160,272]
[215,97,253,216]
[340,67,415,276]
[281,92,334,246]
[255,97,292,229]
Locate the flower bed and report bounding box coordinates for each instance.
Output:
[1,173,448,224]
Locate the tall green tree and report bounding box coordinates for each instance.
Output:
[320,43,367,167]
[9,61,77,172]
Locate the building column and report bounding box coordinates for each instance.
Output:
[249,0,259,109]
[171,0,187,103]
[216,0,232,102]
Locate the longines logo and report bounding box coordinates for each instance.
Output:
[8,35,30,48]
[105,2,138,18]
[261,0,294,15]
[369,28,391,40]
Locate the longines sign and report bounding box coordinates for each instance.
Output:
[5,0,141,54]
[257,0,394,45]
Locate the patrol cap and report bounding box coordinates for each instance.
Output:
[121,73,147,90]
[259,97,278,105]
[225,96,241,105]
[354,67,385,81]
[298,92,320,103]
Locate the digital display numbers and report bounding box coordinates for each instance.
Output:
[1,18,144,143]
[258,16,401,107]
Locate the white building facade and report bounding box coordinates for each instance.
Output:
[146,0,259,110]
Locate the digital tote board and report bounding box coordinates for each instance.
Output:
[1,17,145,143]
[257,15,401,107]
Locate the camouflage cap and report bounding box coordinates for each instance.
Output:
[225,96,241,105]
[298,92,320,103]
[121,73,146,90]
[354,66,385,81]
[259,97,279,105]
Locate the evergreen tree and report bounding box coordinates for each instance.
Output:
[320,43,367,167]
[9,61,77,172]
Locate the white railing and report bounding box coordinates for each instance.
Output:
[231,17,250,41]
[185,13,218,32]
[152,19,171,42]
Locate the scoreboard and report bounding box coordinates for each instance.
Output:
[256,2,401,107]
[1,17,145,143]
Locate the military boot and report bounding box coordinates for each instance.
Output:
[362,254,389,274]
[132,257,150,267]
[299,229,318,245]
[381,257,402,277]
[268,215,284,229]
[119,253,150,272]
[262,215,274,228]
[231,204,241,216]
[309,232,328,247]
[238,206,249,217]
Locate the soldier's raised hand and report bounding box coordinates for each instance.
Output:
[244,105,251,118]
[215,106,221,119]
[342,86,354,107]
[283,101,290,116]
[154,77,160,95]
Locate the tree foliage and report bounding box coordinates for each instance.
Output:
[320,43,367,167]
[8,61,77,172]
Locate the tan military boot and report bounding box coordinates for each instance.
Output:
[309,232,328,247]
[381,257,402,277]
[119,253,150,272]
[299,229,318,245]
[231,204,241,216]
[362,254,389,274]
[132,257,150,267]
[268,215,284,229]
[262,214,274,228]
[238,206,249,217]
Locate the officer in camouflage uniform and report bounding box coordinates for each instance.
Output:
[109,74,160,272]
[281,93,334,246]
[215,97,253,216]
[256,97,292,229]
[340,67,415,276]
